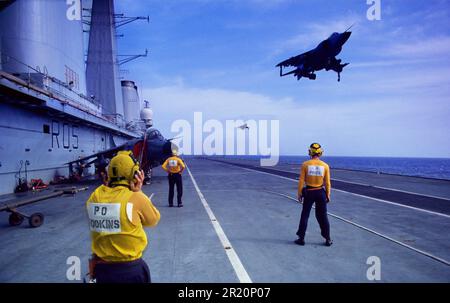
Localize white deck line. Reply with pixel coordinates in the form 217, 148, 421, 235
266, 190, 450, 267
235, 166, 450, 219
186, 165, 252, 283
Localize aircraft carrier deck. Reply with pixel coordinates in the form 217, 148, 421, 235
0, 157, 449, 283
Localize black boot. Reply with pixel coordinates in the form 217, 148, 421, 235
294, 238, 305, 246
325, 239, 333, 246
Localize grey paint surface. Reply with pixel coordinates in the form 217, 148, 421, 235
225, 158, 450, 199
0, 158, 449, 282
187, 158, 450, 282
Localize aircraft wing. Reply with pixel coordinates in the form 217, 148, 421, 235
65, 140, 140, 165
276, 50, 314, 68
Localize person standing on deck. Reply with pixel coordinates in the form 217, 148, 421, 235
295, 143, 333, 246
86, 151, 160, 283
162, 151, 186, 207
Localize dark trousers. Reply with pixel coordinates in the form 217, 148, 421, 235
168, 173, 183, 205
296, 189, 330, 240
94, 258, 151, 283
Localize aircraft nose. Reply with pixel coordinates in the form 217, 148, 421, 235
163, 141, 172, 154
341, 31, 351, 44
163, 140, 179, 156
171, 142, 179, 155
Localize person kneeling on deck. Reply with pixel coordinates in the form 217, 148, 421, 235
162, 151, 186, 207
295, 143, 332, 246
86, 151, 160, 283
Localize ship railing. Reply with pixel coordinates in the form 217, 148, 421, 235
0, 52, 130, 129
103, 113, 127, 128
0, 51, 101, 108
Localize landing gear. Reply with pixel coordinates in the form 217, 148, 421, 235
308, 73, 317, 80
144, 168, 153, 185
337, 72, 341, 82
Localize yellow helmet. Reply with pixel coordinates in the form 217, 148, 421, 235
308, 143, 323, 157
107, 151, 140, 186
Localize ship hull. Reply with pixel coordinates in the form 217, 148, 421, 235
0, 101, 133, 195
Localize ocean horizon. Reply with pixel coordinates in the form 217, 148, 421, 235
197, 155, 450, 181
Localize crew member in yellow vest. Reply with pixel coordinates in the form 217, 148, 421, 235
86, 151, 160, 283
162, 151, 186, 207
295, 143, 332, 246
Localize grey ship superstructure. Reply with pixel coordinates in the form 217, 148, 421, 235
0, 0, 150, 194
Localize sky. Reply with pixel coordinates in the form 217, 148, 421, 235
113, 0, 450, 158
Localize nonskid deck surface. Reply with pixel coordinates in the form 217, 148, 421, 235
0, 157, 449, 282
208, 158, 450, 213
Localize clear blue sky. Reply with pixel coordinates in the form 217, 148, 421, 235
114, 0, 450, 157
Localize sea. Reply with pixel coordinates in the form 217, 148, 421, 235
215, 156, 450, 181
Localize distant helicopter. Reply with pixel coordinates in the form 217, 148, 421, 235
276, 26, 352, 82
238, 123, 249, 130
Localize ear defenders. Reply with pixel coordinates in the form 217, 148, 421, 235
127, 151, 140, 180
108, 150, 141, 185
308, 143, 323, 157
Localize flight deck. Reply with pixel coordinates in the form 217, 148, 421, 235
0, 157, 449, 283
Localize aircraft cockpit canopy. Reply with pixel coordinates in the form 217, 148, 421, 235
146, 128, 163, 140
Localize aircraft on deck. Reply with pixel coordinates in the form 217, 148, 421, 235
1, 130, 177, 229
276, 27, 352, 82
67, 128, 178, 181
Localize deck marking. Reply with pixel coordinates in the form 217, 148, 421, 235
332, 188, 450, 219
186, 165, 252, 283
260, 166, 450, 201
332, 177, 450, 202
233, 165, 450, 219
264, 190, 450, 267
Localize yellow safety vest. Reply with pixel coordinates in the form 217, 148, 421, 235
162, 156, 186, 174
86, 185, 148, 262
298, 159, 331, 199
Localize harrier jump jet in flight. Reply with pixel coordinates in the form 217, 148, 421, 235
276, 28, 352, 82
